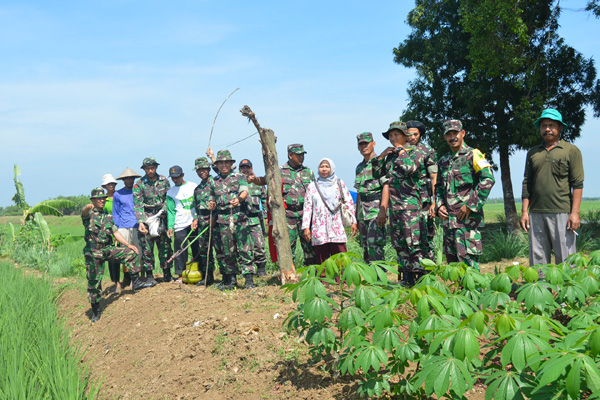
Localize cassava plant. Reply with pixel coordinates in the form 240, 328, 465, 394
283, 252, 600, 399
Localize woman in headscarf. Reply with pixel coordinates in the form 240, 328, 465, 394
302, 158, 357, 264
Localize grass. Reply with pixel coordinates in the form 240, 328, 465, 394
0, 260, 101, 399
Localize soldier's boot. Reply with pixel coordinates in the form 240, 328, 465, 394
216, 274, 230, 290
256, 263, 267, 277
196, 269, 215, 286
400, 270, 414, 287
162, 267, 175, 283
122, 272, 131, 288
222, 274, 239, 290
145, 271, 158, 287
91, 302, 101, 323
131, 273, 152, 291
244, 274, 256, 289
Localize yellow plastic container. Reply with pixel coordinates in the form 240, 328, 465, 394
182, 262, 202, 284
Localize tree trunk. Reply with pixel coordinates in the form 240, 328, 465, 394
240, 106, 297, 284
498, 143, 520, 232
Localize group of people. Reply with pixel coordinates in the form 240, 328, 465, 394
82, 107, 583, 322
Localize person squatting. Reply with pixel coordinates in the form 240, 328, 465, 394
85, 114, 543, 321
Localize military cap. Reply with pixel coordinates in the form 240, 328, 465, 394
193, 157, 211, 171
382, 121, 407, 140
116, 167, 141, 180
140, 157, 160, 168
215, 150, 235, 163
239, 159, 253, 167
533, 109, 568, 130
169, 165, 183, 178
442, 119, 463, 135
90, 187, 107, 199
356, 132, 374, 143
287, 144, 307, 154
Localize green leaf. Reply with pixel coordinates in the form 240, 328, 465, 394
565, 358, 581, 399
485, 370, 527, 400
589, 326, 600, 356
356, 345, 388, 373
303, 297, 332, 323
338, 306, 365, 332
414, 354, 472, 398
305, 325, 335, 346
495, 313, 518, 337
452, 327, 479, 361
522, 267, 539, 283
353, 285, 374, 312
490, 273, 512, 294
505, 264, 521, 281
499, 329, 550, 372
516, 282, 554, 312
417, 295, 430, 319
372, 327, 404, 352
479, 289, 511, 310
544, 266, 564, 286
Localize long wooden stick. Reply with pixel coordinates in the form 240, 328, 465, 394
208, 88, 240, 149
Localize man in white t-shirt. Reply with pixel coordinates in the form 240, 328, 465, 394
166, 165, 199, 282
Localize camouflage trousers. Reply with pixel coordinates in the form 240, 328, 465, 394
195, 218, 216, 275
287, 215, 315, 266
420, 206, 435, 261
358, 217, 386, 262
214, 222, 254, 276
137, 230, 173, 273
247, 223, 267, 268
389, 209, 424, 270
84, 245, 139, 304
443, 226, 482, 270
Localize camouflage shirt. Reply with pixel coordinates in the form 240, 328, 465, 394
354, 156, 388, 220
415, 142, 438, 208
435, 143, 495, 229
373, 146, 425, 211
245, 182, 267, 226
193, 177, 216, 222
82, 208, 118, 249
212, 172, 249, 224
280, 162, 314, 218
133, 174, 171, 224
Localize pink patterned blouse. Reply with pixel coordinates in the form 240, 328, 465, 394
301, 179, 357, 246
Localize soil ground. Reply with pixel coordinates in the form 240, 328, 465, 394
54, 264, 513, 400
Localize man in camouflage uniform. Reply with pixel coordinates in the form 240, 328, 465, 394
435, 119, 495, 270
354, 132, 389, 262
133, 157, 173, 285
373, 121, 426, 286
249, 144, 315, 266
191, 157, 217, 286
82, 188, 150, 322
406, 121, 438, 261
239, 159, 268, 277
211, 150, 255, 289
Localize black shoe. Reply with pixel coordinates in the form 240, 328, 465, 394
196, 270, 215, 286
229, 274, 238, 289
145, 272, 158, 287
216, 274, 230, 290
131, 273, 151, 290
400, 270, 414, 287
256, 264, 267, 277
91, 303, 101, 323
244, 274, 256, 289
163, 269, 174, 282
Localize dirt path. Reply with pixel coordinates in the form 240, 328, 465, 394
57, 270, 498, 400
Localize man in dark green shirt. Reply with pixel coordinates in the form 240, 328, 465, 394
521, 109, 584, 266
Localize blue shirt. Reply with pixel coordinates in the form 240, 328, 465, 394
113, 188, 139, 229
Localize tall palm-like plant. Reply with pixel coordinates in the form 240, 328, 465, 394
12, 164, 76, 223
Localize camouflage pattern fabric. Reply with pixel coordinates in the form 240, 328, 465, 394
214, 222, 254, 275
82, 208, 138, 304
280, 162, 315, 265
212, 172, 249, 224
138, 232, 173, 273
435, 143, 495, 230
193, 177, 217, 274
443, 226, 482, 269
354, 157, 387, 261
133, 174, 170, 223
389, 209, 423, 271
287, 215, 315, 266
415, 142, 438, 260
358, 218, 386, 262
245, 182, 267, 226
247, 223, 267, 268
212, 171, 254, 275
435, 143, 495, 268
374, 146, 424, 211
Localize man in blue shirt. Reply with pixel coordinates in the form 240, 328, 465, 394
113, 167, 145, 287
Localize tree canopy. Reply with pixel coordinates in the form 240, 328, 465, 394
394, 0, 600, 229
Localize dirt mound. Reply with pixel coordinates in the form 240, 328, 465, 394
58, 277, 362, 400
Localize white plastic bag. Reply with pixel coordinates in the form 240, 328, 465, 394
145, 210, 164, 237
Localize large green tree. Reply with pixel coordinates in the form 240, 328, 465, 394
394, 0, 600, 230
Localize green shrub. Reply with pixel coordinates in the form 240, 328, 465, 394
481, 229, 528, 262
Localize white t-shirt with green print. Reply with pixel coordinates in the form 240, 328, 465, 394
167, 181, 198, 231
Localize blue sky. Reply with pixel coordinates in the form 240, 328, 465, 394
1, 0, 599, 207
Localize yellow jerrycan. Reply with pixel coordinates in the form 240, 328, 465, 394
182, 261, 202, 284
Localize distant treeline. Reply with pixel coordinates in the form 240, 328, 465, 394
0, 195, 89, 216
486, 197, 600, 204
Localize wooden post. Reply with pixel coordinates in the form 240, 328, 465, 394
240, 106, 297, 284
